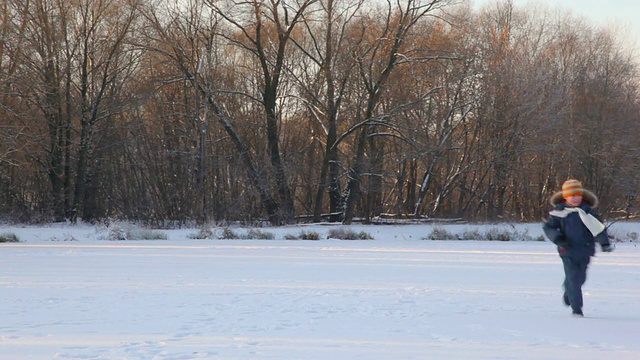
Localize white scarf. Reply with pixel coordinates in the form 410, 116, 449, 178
549, 207, 605, 237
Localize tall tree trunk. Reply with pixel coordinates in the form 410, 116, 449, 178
313, 110, 341, 222
43, 59, 65, 221
328, 156, 343, 221
63, 60, 73, 220
395, 159, 408, 217
195, 78, 209, 226
72, 115, 91, 222
264, 91, 294, 225
367, 131, 384, 220
344, 127, 367, 224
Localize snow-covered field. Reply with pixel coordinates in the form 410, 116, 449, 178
2, 222, 640, 359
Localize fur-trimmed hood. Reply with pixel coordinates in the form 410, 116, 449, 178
550, 189, 599, 208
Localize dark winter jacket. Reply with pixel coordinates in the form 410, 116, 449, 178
543, 190, 611, 258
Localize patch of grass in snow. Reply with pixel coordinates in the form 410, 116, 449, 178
99, 222, 167, 240
327, 228, 373, 240
284, 230, 321, 240
460, 229, 483, 240
220, 227, 239, 239
127, 229, 168, 240
483, 228, 515, 241
424, 227, 458, 240
0, 232, 20, 243
188, 227, 215, 239
219, 228, 275, 240
425, 226, 544, 241
243, 229, 275, 240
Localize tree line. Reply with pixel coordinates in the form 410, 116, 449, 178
1, 0, 638, 226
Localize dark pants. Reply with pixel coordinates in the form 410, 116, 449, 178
561, 255, 590, 312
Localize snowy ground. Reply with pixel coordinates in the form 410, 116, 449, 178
1, 222, 640, 359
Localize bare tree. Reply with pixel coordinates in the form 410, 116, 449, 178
3, 0, 77, 220
69, 0, 139, 222
341, 0, 449, 223
201, 0, 320, 224
287, 0, 366, 222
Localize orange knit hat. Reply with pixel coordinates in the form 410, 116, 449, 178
562, 179, 583, 199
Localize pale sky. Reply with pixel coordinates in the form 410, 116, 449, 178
474, 0, 640, 58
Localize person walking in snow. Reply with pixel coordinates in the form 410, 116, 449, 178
542, 179, 613, 317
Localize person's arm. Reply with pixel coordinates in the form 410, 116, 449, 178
543, 214, 566, 246
589, 207, 613, 252
595, 231, 613, 251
